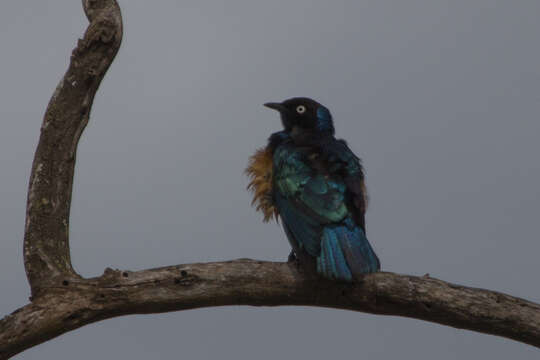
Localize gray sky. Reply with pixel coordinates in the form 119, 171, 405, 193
1, 0, 540, 358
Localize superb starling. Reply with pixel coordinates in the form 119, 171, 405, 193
246, 97, 380, 282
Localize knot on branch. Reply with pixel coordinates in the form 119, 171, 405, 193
174, 269, 199, 287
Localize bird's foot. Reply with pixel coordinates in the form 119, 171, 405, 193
287, 251, 299, 265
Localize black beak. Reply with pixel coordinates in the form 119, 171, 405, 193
264, 102, 287, 113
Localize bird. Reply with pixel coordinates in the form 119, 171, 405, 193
246, 97, 380, 282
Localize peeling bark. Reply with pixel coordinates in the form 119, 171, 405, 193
1, 0, 539, 359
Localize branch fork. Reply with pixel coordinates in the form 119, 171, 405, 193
1, 1, 539, 358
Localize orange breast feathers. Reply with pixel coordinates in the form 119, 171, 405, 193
245, 147, 278, 222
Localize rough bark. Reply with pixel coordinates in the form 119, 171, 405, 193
1, 0, 539, 359
24, 0, 123, 296
2, 261, 540, 358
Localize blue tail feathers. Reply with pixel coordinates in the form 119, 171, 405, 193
317, 219, 380, 282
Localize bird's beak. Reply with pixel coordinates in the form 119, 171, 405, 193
264, 102, 287, 113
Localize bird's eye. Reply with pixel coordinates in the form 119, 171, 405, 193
296, 105, 306, 114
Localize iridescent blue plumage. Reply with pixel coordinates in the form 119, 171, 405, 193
247, 97, 380, 282
272, 136, 379, 281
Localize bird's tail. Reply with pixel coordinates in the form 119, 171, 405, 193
317, 219, 380, 282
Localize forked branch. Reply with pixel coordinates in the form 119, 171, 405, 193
0, 1, 539, 359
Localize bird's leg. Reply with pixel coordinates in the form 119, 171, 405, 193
287, 250, 298, 264
288, 250, 319, 279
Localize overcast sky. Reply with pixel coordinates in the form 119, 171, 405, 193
1, 0, 540, 359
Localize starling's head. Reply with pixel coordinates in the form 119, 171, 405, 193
264, 97, 334, 135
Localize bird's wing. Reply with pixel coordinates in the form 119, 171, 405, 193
273, 144, 350, 258
322, 139, 368, 231
319, 140, 380, 276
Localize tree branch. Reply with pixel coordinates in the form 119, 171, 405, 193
23, 0, 122, 296
2, 260, 540, 358
2, 0, 539, 359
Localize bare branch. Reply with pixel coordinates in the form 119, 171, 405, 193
1, 261, 540, 358
23, 0, 122, 295
2, 1, 539, 359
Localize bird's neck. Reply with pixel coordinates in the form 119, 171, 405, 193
267, 131, 291, 152
291, 128, 334, 147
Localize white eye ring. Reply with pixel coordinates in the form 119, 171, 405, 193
296, 105, 306, 114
